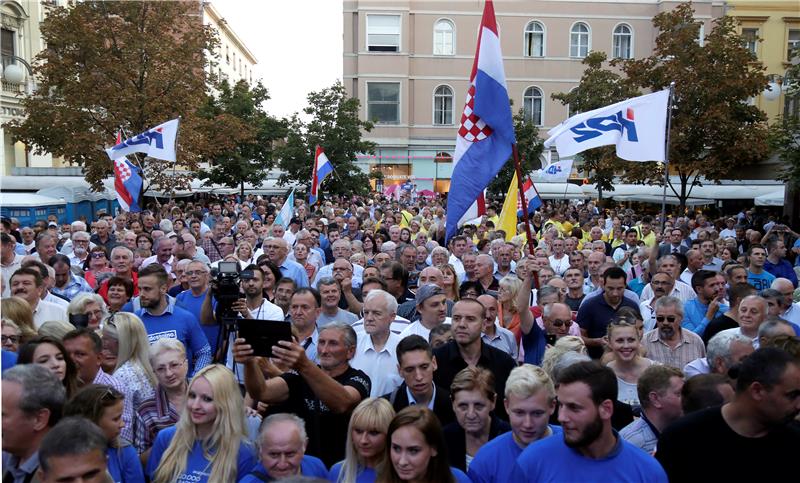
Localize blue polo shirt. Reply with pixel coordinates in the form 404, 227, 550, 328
146, 426, 255, 482
175, 288, 219, 354
126, 298, 211, 376
576, 293, 640, 359
468, 426, 562, 483
511, 430, 667, 483
240, 457, 328, 483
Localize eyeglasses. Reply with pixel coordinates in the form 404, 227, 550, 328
185, 271, 206, 277
155, 359, 187, 374
656, 315, 678, 323
1, 335, 20, 344
73, 239, 89, 244
91, 252, 106, 259
550, 319, 573, 327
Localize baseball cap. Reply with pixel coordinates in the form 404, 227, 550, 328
415, 284, 444, 307
48, 221, 58, 228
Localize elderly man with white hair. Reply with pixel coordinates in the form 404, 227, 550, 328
351, 289, 402, 397
313, 239, 363, 289
58, 221, 92, 256
771, 278, 800, 326
263, 236, 309, 288
683, 330, 754, 378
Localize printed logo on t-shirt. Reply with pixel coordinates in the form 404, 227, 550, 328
148, 330, 178, 344
177, 470, 210, 482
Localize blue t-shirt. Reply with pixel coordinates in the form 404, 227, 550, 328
146, 426, 256, 482
1, 350, 17, 373
133, 304, 211, 376
747, 269, 777, 292
240, 457, 328, 482
107, 445, 145, 483
511, 431, 667, 483
176, 289, 219, 354
467, 426, 562, 483
328, 462, 377, 483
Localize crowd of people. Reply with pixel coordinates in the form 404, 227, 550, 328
1, 192, 799, 482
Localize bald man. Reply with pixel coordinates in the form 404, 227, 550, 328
771, 278, 800, 327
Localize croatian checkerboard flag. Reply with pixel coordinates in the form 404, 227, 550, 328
517, 177, 542, 217
309, 146, 333, 206
112, 132, 143, 213
106, 118, 179, 162
446, 0, 515, 241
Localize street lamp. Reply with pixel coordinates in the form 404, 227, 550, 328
1, 55, 35, 94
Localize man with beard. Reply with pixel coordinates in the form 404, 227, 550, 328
657, 348, 800, 481
643, 296, 706, 369
512, 361, 667, 482
132, 264, 211, 376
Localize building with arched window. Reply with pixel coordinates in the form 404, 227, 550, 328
343, 0, 724, 193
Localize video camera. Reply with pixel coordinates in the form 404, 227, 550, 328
209, 261, 255, 364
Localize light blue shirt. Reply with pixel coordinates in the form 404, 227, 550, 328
683, 299, 728, 336
278, 257, 310, 288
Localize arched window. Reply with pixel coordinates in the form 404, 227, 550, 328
570, 22, 590, 58
433, 85, 454, 125
524, 21, 544, 57
613, 24, 633, 59
523, 87, 543, 126
435, 152, 452, 163
434, 19, 455, 55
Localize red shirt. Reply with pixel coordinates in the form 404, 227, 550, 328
97, 271, 139, 303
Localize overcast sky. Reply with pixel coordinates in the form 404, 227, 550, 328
215, 0, 344, 119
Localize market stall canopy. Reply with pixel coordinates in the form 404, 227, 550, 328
754, 188, 785, 207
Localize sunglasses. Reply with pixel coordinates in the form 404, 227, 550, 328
656, 315, 678, 323
551, 319, 573, 327
91, 252, 107, 259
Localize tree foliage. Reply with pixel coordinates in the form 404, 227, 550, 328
614, 3, 770, 211
198, 80, 285, 195
551, 51, 642, 194
771, 49, 800, 185
275, 81, 376, 198
487, 108, 544, 197
5, 1, 242, 192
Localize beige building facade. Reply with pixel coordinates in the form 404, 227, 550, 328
343, 0, 725, 192
204, 1, 257, 86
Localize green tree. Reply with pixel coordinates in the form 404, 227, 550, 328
771, 49, 800, 184
487, 108, 544, 197
276, 82, 376, 199
4, 1, 239, 192
198, 80, 286, 195
551, 51, 641, 195
615, 2, 770, 211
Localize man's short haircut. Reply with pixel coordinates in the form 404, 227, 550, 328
637, 365, 684, 409
747, 243, 766, 256
38, 417, 108, 474
364, 289, 398, 314
35, 233, 56, 248
47, 254, 71, 268
760, 289, 786, 308
110, 245, 133, 260
454, 297, 487, 320
276, 277, 298, 289
691, 270, 718, 291
734, 347, 798, 394
602, 266, 627, 283
361, 276, 388, 291
396, 334, 433, 364
138, 263, 169, 286
758, 318, 794, 340
728, 282, 756, 306
537, 285, 561, 302
317, 276, 341, 291
22, 260, 49, 281
1, 232, 15, 245
654, 296, 684, 316
320, 321, 357, 349
381, 260, 409, 288
707, 331, 752, 370
625, 228, 638, 237
258, 413, 307, 448
505, 364, 556, 403
556, 360, 617, 406
428, 323, 452, 344
2, 364, 65, 427
62, 327, 103, 354
10, 267, 43, 287
681, 374, 732, 414
292, 287, 321, 307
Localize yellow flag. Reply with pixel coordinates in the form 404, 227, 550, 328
498, 172, 519, 241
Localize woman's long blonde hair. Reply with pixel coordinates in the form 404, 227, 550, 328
338, 398, 395, 483
109, 312, 157, 387
152, 364, 249, 483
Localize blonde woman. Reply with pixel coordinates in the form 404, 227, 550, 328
330, 398, 395, 483
605, 317, 658, 410
540, 336, 587, 380
147, 364, 256, 482
236, 241, 257, 267
497, 275, 524, 343
1, 296, 37, 341
108, 312, 158, 444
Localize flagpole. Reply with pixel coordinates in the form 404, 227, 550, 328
661, 82, 675, 233
513, 144, 540, 290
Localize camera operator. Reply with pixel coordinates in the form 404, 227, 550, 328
201, 264, 283, 382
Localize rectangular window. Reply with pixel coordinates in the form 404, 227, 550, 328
367, 15, 400, 52
789, 29, 800, 60
742, 28, 758, 55
367, 82, 400, 124
1, 28, 15, 69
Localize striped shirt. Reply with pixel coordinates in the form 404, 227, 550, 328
132, 385, 180, 454
643, 329, 706, 370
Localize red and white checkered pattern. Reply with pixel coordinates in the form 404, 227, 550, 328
458, 84, 493, 142
115, 159, 132, 183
